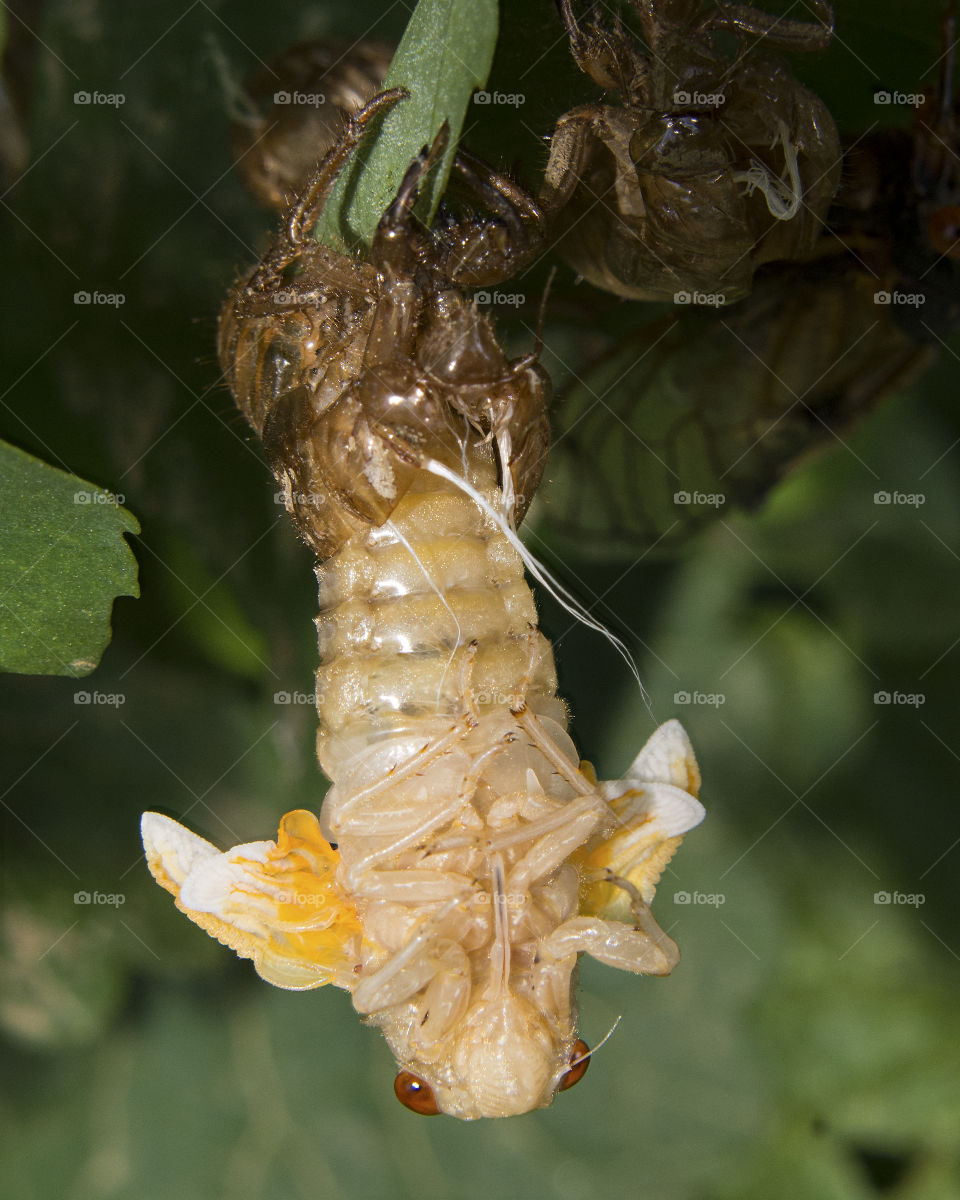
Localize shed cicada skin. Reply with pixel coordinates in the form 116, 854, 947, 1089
541, 0, 841, 303
229, 37, 393, 212
544, 11, 960, 558
143, 91, 705, 1120
218, 90, 546, 560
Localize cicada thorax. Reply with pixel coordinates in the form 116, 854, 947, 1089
543, 0, 840, 302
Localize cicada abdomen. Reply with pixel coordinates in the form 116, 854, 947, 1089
142, 94, 704, 1119
541, 0, 840, 302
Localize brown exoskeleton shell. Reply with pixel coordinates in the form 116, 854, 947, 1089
231, 38, 394, 212
542, 0, 841, 303
543, 9, 960, 557
218, 91, 550, 560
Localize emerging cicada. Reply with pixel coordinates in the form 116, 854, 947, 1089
541, 0, 841, 302
141, 92, 704, 1120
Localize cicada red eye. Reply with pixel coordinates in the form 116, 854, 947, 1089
928, 206, 960, 257
394, 1070, 440, 1115
558, 1038, 591, 1092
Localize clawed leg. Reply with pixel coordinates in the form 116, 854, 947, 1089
558, 0, 647, 93
541, 108, 597, 215
541, 870, 679, 976
356, 124, 450, 370
699, 0, 834, 50
241, 90, 410, 303
288, 86, 409, 243
541, 912, 678, 975
369, 122, 449, 275
434, 150, 543, 286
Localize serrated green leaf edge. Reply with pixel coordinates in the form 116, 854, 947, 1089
0, 440, 140, 678
313, 0, 499, 253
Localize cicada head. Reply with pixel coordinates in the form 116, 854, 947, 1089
384, 987, 584, 1120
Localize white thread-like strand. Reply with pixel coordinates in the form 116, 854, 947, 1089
422, 457, 647, 696
731, 120, 802, 222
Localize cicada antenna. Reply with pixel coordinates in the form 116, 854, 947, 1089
533, 265, 556, 363
569, 1016, 623, 1070
510, 265, 556, 376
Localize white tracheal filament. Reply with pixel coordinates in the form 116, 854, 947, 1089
731, 119, 802, 221
141, 441, 705, 1120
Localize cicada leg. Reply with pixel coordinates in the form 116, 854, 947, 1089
288, 86, 410, 243
433, 149, 543, 287
539, 907, 679, 976
558, 0, 648, 93
244, 88, 409, 296
540, 870, 681, 977
698, 0, 834, 50
514, 706, 597, 798
541, 107, 597, 215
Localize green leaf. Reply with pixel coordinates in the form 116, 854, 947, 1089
0, 441, 139, 678
313, 0, 498, 253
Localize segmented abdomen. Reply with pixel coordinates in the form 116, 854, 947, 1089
314, 449, 558, 778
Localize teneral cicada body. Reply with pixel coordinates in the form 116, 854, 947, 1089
143, 92, 705, 1119
541, 0, 840, 302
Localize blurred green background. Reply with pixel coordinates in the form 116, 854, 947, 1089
1, 1, 959, 1197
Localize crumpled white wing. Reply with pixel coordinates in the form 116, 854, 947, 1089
140, 809, 362, 991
